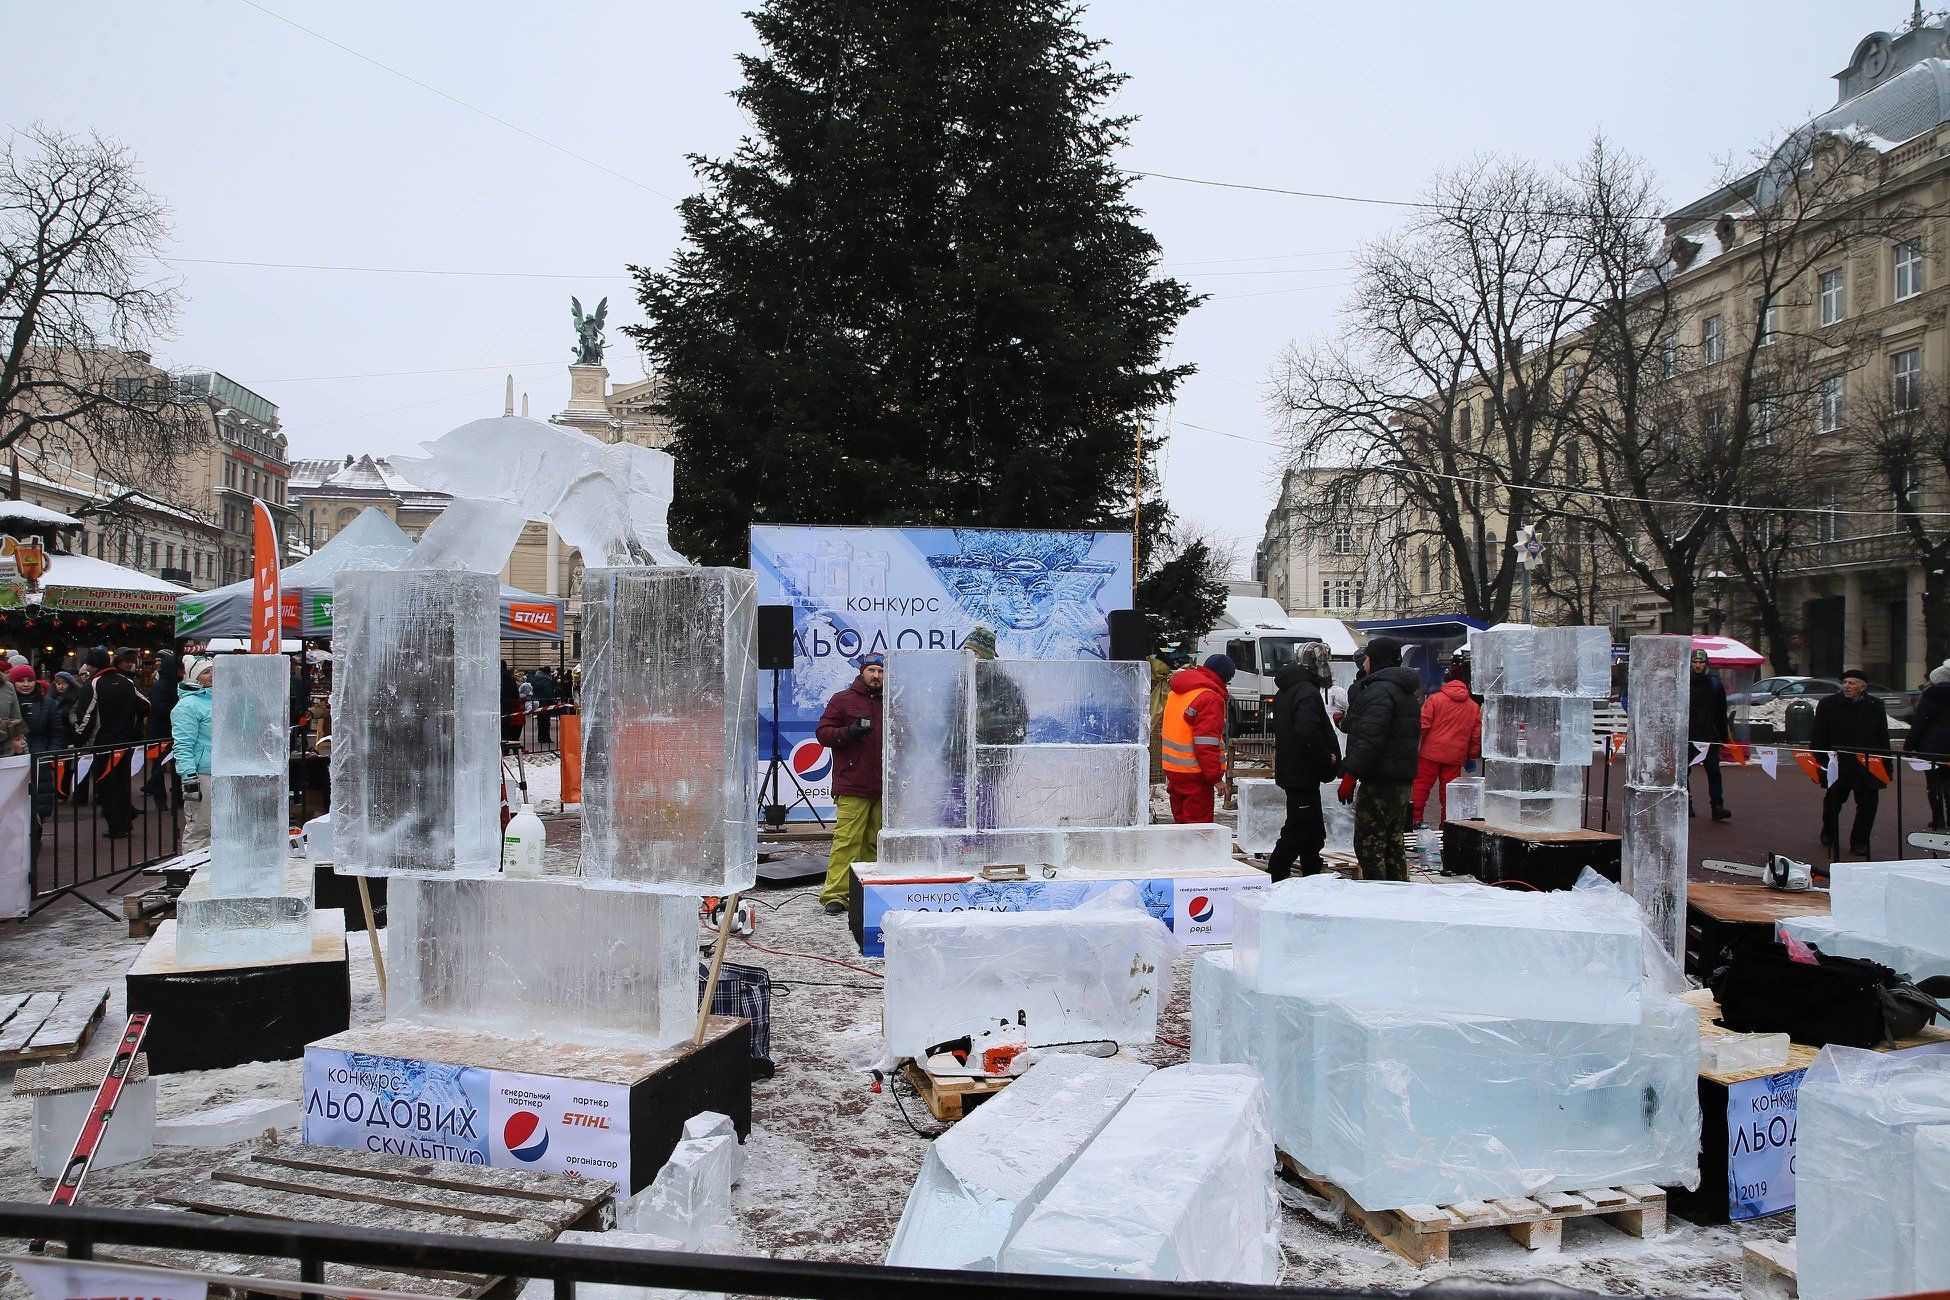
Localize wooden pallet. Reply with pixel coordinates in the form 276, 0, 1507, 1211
1741, 1239, 1798, 1299
901, 1060, 1012, 1121
122, 888, 177, 937
116, 1141, 617, 1297
0, 985, 109, 1065
1278, 1153, 1666, 1267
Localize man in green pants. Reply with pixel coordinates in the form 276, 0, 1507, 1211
816, 652, 885, 914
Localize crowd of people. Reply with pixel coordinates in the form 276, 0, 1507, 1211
500, 662, 572, 747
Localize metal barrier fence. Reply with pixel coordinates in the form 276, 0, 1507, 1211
27, 740, 181, 918
508, 702, 575, 757
0, 1201, 1559, 1300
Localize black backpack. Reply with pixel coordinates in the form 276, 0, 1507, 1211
1710, 937, 1946, 1048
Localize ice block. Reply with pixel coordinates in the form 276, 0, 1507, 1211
974, 744, 1145, 828
1232, 875, 1643, 1022
1882, 866, 1950, 955
173, 860, 315, 966
880, 891, 1174, 1056
1481, 695, 1595, 763
1699, 1032, 1790, 1075
874, 823, 1236, 874
388, 876, 697, 1047
1474, 625, 1611, 697
1797, 1045, 1950, 1300
1621, 635, 1690, 961
1622, 635, 1690, 789
975, 659, 1146, 746
619, 1133, 740, 1248
875, 828, 1066, 872
884, 650, 975, 830
208, 654, 291, 895
1446, 776, 1484, 822
885, 1055, 1153, 1270
1828, 860, 1950, 934
1235, 778, 1284, 855
1481, 790, 1583, 833
999, 1064, 1278, 1283
1915, 1126, 1950, 1290
330, 569, 500, 878
1322, 781, 1354, 851
579, 566, 757, 894
1482, 757, 1583, 796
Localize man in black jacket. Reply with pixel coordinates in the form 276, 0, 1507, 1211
1812, 669, 1891, 856
1340, 637, 1421, 881
82, 647, 149, 839
1267, 644, 1340, 881
1688, 648, 1733, 822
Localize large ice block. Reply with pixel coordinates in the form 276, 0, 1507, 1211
1235, 778, 1284, 855
1915, 1126, 1950, 1290
1480, 790, 1583, 833
1828, 860, 1950, 933
330, 569, 500, 878
1797, 1045, 1950, 1300
1622, 635, 1690, 789
975, 659, 1146, 746
1474, 626, 1611, 697
1446, 776, 1484, 822
579, 567, 757, 894
1481, 695, 1595, 763
388, 876, 696, 1047
885, 1055, 1153, 1270
1481, 757, 1583, 796
1232, 875, 1643, 1022
209, 654, 291, 895
1881, 866, 1950, 954
881, 890, 1173, 1056
884, 650, 975, 830
876, 828, 1067, 871
999, 1064, 1278, 1283
1622, 635, 1690, 960
174, 859, 315, 966
974, 744, 1145, 829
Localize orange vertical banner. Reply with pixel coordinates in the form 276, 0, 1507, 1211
250, 498, 281, 655
559, 713, 582, 805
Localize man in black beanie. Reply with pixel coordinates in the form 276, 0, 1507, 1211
1339, 636, 1421, 880
1812, 668, 1891, 856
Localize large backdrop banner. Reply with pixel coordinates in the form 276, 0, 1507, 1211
749, 525, 1135, 821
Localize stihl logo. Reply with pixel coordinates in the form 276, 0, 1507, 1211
561, 1112, 610, 1129
509, 603, 559, 633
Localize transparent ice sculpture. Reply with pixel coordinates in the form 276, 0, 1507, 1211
883, 650, 974, 831
974, 660, 1146, 745
1476, 627, 1609, 836
579, 567, 757, 894
400, 498, 530, 575
974, 744, 1146, 829
1475, 626, 1610, 697
1621, 634, 1690, 960
1446, 775, 1484, 822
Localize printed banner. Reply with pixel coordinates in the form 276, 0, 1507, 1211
1725, 1068, 1804, 1221
854, 871, 1264, 956
302, 1048, 629, 1188
750, 525, 1134, 821
11, 1257, 207, 1300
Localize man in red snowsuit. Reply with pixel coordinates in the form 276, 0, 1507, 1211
1414, 662, 1481, 825
1161, 655, 1232, 823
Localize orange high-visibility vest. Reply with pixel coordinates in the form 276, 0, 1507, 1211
1160, 686, 1220, 774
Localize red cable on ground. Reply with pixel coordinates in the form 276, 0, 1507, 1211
1157, 1034, 1189, 1050
1489, 878, 1543, 891
735, 934, 884, 979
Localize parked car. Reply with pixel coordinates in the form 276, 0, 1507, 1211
1727, 676, 1836, 709
1734, 675, 1915, 737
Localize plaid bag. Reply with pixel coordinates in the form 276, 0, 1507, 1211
698, 959, 774, 1079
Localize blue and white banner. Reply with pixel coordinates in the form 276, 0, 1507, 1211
1725, 1068, 1803, 1221
854, 871, 1264, 956
750, 525, 1134, 820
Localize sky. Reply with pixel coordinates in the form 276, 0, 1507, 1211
6, 0, 1899, 574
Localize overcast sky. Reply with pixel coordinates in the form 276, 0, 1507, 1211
8, 1, 1898, 572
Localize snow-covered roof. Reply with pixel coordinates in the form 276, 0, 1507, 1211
0, 501, 81, 528
41, 553, 192, 594
290, 454, 450, 507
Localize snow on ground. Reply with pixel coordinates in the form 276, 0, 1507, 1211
0, 808, 1789, 1296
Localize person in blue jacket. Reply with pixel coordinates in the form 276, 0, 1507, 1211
172, 657, 215, 852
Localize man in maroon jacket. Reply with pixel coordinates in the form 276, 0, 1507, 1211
816, 652, 885, 913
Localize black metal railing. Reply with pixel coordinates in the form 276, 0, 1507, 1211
27, 739, 182, 918
0, 1201, 1579, 1300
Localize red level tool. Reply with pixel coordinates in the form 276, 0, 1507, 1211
49, 1014, 149, 1210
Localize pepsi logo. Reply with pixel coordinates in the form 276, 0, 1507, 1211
1186, 895, 1215, 924
503, 1111, 550, 1162
790, 738, 832, 783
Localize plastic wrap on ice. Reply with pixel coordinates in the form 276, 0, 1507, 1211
331, 569, 500, 878
886, 1055, 1153, 1271
881, 886, 1175, 1056
883, 650, 974, 830
999, 1064, 1278, 1283
389, 877, 696, 1047
579, 567, 757, 893
1797, 1045, 1950, 1299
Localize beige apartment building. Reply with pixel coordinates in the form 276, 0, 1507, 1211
1261, 14, 1950, 684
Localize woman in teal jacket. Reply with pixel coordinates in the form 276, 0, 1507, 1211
172, 657, 214, 852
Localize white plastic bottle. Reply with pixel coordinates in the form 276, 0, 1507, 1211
502, 804, 546, 878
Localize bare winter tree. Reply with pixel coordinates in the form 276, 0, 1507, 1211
0, 126, 203, 494
1272, 156, 1594, 624
1860, 378, 1950, 667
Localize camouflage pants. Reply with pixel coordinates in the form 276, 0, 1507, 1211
1353, 782, 1412, 882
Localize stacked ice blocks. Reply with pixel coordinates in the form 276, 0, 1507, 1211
1472, 626, 1609, 835
881, 890, 1174, 1056
886, 1055, 1154, 1271
1620, 635, 1691, 959
1195, 875, 1699, 1208
1779, 860, 1950, 996
579, 567, 757, 893
176, 655, 313, 965
1797, 1045, 1950, 1299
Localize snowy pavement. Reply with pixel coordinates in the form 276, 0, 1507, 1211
0, 815, 1789, 1296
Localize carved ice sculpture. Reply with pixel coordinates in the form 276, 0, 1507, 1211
1473, 626, 1610, 833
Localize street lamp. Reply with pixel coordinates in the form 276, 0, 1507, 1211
1706, 569, 1730, 635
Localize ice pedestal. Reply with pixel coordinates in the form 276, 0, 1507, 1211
974, 744, 1145, 829
330, 569, 500, 878
881, 891, 1174, 1056
1621, 634, 1691, 960
388, 877, 696, 1048
1235, 778, 1284, 855
1623, 636, 1690, 789
174, 860, 315, 966
998, 1064, 1278, 1283
1231, 876, 1643, 1023
884, 650, 974, 830
1797, 1045, 1950, 1299
886, 1055, 1153, 1271
579, 567, 757, 894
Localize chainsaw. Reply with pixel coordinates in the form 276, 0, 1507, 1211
1701, 855, 1814, 892
921, 1013, 1118, 1079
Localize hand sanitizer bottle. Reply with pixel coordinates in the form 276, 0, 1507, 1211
502, 803, 546, 877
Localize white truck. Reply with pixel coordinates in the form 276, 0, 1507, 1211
1195, 596, 1361, 734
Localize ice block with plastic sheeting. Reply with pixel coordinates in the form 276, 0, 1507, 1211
884, 650, 975, 831
579, 566, 757, 894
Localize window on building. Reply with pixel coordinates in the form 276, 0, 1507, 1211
1756, 299, 1780, 347
147, 540, 157, 569
1660, 334, 1678, 379
1703, 407, 1723, 448
1893, 347, 1923, 412
1819, 375, 1844, 432
1331, 578, 1353, 610
1749, 399, 1778, 447
1330, 523, 1353, 556
1702, 314, 1723, 364
1815, 487, 1842, 543
1353, 579, 1365, 610
1320, 581, 1330, 610
1459, 404, 1471, 437
1418, 544, 1431, 591
1755, 516, 1772, 551
1439, 549, 1452, 590
1819, 269, 1846, 325
1895, 464, 1919, 515
1895, 241, 1924, 301
164, 544, 174, 570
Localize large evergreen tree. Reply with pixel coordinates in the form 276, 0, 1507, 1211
629, 1, 1198, 565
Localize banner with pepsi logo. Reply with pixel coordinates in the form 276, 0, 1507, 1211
750, 525, 1134, 821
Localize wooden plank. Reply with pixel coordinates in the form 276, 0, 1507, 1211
26, 985, 108, 1052
1505, 1218, 1563, 1253
1490, 1196, 1544, 1220
1448, 1199, 1494, 1220
212, 1166, 591, 1233
250, 1142, 614, 1207
0, 991, 31, 1030
1605, 1200, 1666, 1240
1537, 1191, 1585, 1212
90, 1243, 480, 1299
0, 992, 61, 1053
156, 1180, 560, 1244
1622, 1183, 1667, 1200
1582, 1187, 1630, 1207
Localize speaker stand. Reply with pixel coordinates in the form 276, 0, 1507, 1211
759, 668, 826, 830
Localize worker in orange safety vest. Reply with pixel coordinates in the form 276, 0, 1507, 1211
1160, 654, 1233, 823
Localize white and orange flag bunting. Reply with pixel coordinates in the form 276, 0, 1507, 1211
250, 498, 280, 655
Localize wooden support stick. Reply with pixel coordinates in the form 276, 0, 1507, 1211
355, 877, 386, 1005
695, 892, 740, 1046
